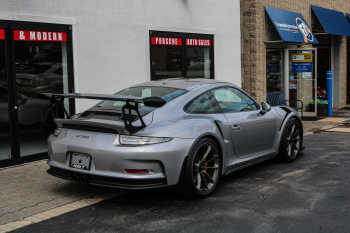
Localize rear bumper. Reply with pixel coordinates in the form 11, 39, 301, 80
48, 130, 196, 186
48, 166, 168, 189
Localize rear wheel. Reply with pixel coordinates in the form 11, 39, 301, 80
173, 137, 221, 199
276, 118, 302, 162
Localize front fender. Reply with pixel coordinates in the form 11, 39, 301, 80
274, 111, 303, 151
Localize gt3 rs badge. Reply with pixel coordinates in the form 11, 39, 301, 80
76, 135, 90, 139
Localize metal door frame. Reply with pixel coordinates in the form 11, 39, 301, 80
287, 47, 317, 117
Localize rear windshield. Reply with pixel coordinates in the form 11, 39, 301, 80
98, 87, 187, 109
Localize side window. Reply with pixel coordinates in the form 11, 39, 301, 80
211, 87, 258, 113
184, 92, 221, 114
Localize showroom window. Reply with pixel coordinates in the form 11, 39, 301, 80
150, 31, 214, 80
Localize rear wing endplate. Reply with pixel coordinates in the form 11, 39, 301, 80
37, 92, 166, 135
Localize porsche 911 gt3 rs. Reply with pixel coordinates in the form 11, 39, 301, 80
43, 78, 304, 198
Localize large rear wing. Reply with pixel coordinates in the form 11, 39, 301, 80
37, 92, 166, 134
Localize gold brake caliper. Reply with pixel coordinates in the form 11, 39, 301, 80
200, 159, 207, 181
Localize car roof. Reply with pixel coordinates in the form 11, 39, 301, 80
132, 78, 231, 90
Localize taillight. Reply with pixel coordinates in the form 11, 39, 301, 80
125, 169, 149, 174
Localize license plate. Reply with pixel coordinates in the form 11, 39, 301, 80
69, 152, 91, 170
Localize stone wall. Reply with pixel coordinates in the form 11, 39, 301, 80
340, 37, 347, 107
241, 0, 348, 108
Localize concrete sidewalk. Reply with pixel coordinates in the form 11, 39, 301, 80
302, 106, 350, 135
0, 162, 126, 232
0, 106, 349, 232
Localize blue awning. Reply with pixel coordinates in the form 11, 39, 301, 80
346, 13, 350, 22
264, 7, 318, 44
311, 5, 350, 37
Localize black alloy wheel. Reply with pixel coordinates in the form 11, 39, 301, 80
173, 137, 221, 199
192, 141, 220, 192
277, 118, 302, 162
286, 122, 301, 159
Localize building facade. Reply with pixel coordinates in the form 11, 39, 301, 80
2, 0, 349, 168
240, 0, 350, 116
0, 0, 241, 167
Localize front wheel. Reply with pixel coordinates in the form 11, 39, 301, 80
172, 137, 221, 199
276, 118, 302, 162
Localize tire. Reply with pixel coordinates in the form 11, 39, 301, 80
172, 137, 221, 199
276, 118, 302, 162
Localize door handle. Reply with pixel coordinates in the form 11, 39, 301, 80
13, 106, 17, 117
231, 124, 241, 131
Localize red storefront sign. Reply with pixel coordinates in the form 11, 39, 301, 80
186, 38, 211, 46
13, 30, 67, 41
151, 37, 182, 45
0, 29, 4, 40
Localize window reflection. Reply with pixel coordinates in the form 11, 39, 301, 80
184, 92, 221, 113
186, 46, 211, 79
151, 44, 182, 80
14, 40, 69, 158
211, 87, 258, 113
266, 51, 282, 93
0, 38, 11, 161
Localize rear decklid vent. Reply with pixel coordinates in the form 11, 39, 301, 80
62, 123, 119, 134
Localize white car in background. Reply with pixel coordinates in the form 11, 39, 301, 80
188, 59, 211, 67
16, 63, 64, 98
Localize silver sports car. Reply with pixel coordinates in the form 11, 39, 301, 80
44, 78, 304, 198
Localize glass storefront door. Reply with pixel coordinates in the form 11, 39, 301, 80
13, 29, 70, 158
0, 22, 73, 168
266, 49, 284, 94
0, 26, 12, 164
288, 48, 317, 116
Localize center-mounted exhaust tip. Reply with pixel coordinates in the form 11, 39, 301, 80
72, 174, 79, 183
80, 175, 88, 184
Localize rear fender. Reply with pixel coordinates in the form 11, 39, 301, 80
137, 117, 229, 176
173, 132, 227, 185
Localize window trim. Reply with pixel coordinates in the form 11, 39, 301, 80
149, 30, 214, 80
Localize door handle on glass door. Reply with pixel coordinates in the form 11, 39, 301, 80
231, 124, 241, 131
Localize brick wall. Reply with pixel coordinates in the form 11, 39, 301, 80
241, 0, 349, 107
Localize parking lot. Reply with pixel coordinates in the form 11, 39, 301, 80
0, 127, 348, 232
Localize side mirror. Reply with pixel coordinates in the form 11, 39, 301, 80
260, 102, 271, 114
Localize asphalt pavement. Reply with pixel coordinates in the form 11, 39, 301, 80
11, 131, 350, 233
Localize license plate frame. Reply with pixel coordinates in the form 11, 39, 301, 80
69, 152, 92, 170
